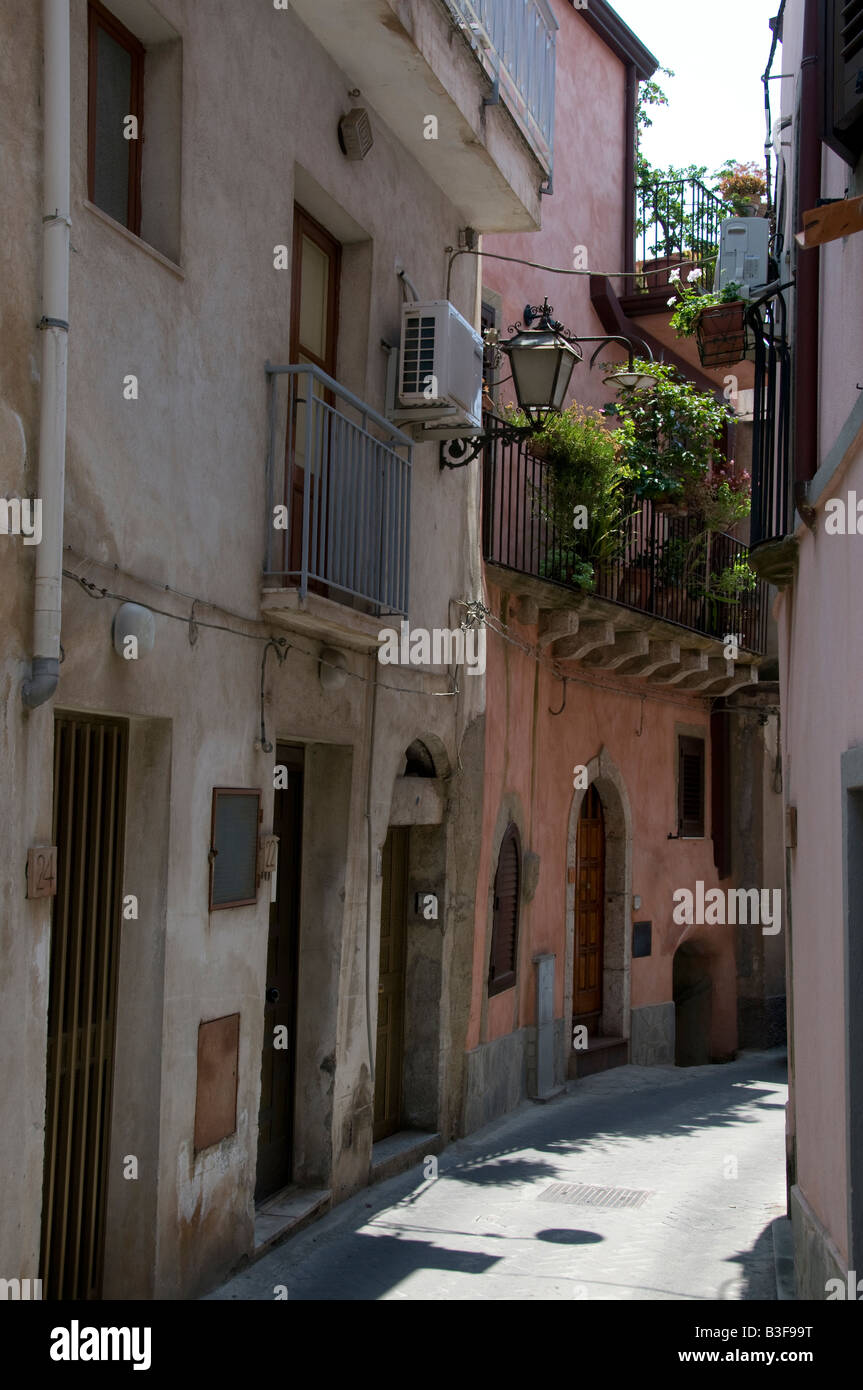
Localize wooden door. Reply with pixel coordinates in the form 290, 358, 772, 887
41, 713, 128, 1300
286, 206, 340, 592
573, 784, 605, 1031
374, 827, 409, 1142
255, 745, 303, 1201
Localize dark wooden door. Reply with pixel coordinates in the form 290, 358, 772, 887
574, 784, 605, 1031
374, 827, 409, 1142
41, 713, 128, 1300
255, 745, 303, 1201
286, 205, 340, 593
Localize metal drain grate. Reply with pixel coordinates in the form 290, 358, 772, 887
538, 1182, 652, 1209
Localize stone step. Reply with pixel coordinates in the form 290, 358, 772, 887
568, 1035, 629, 1080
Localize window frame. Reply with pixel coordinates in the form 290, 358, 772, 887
208, 787, 262, 911
87, 0, 145, 236
488, 822, 521, 997
678, 735, 706, 839
823, 0, 863, 167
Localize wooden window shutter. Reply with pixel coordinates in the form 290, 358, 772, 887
824, 0, 863, 165
489, 824, 520, 996
710, 712, 731, 878
678, 737, 705, 839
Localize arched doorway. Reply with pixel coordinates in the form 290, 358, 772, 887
673, 942, 713, 1066
573, 785, 605, 1036
564, 748, 633, 1079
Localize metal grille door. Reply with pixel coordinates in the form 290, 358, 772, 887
41, 714, 129, 1300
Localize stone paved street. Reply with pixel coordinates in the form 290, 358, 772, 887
210, 1049, 788, 1302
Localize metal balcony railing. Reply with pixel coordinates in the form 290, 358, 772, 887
444, 0, 557, 174
748, 291, 792, 550
264, 364, 412, 616
635, 178, 729, 288
483, 428, 768, 655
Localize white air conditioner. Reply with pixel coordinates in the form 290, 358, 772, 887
395, 300, 483, 432
714, 218, 770, 299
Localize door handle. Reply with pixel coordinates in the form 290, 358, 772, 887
266, 986, 280, 1004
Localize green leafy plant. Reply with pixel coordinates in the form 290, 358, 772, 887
667, 277, 745, 339
614, 362, 734, 501
509, 404, 632, 588
714, 160, 767, 216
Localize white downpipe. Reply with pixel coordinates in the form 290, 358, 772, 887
23, 0, 70, 709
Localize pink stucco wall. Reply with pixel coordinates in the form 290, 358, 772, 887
482, 1, 631, 416
467, 584, 740, 1056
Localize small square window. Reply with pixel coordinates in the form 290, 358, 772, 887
209, 789, 261, 910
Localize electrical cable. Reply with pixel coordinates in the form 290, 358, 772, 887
445, 247, 648, 301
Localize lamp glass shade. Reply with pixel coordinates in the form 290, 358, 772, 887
602, 369, 658, 394
503, 331, 579, 419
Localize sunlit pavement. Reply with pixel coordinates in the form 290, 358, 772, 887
209, 1049, 788, 1302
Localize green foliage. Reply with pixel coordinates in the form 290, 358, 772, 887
712, 555, 757, 601
614, 362, 734, 500
515, 405, 631, 587
714, 160, 767, 215
668, 279, 744, 339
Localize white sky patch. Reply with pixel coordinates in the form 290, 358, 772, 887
611, 0, 781, 174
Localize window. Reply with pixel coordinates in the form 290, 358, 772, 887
489, 823, 521, 995
88, 1, 144, 234
678, 736, 705, 839
209, 789, 261, 910
824, 0, 863, 166
86, 0, 182, 262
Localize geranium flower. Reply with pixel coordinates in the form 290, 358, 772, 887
687, 268, 703, 283
668, 268, 681, 283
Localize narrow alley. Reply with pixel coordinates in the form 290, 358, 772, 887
210, 1051, 788, 1302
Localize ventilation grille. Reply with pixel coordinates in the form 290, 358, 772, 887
401, 313, 437, 398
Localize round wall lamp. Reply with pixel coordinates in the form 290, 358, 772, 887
319, 646, 348, 691
112, 602, 155, 658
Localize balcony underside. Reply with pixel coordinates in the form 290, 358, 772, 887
489, 563, 761, 696
290, 0, 546, 231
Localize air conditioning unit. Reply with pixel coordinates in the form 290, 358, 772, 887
395, 300, 483, 433
714, 218, 770, 299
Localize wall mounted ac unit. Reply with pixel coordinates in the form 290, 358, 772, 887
714, 218, 770, 299
394, 300, 483, 433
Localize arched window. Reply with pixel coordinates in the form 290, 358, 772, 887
489, 823, 521, 996
403, 739, 436, 778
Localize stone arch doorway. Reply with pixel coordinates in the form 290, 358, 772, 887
565, 748, 632, 1075
673, 940, 715, 1066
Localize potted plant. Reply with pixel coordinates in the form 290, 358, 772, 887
519, 404, 632, 591
714, 160, 768, 219
666, 270, 747, 367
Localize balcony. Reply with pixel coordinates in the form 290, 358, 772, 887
747, 292, 796, 586
289, 0, 555, 231
443, 0, 556, 175
622, 177, 729, 318
263, 364, 412, 646
483, 429, 767, 691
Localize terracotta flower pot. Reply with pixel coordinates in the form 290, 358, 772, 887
696, 300, 746, 368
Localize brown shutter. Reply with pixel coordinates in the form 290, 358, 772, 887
489, 824, 520, 996
824, 0, 863, 165
710, 712, 731, 878
678, 736, 705, 839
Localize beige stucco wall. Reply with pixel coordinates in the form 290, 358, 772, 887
0, 0, 546, 1297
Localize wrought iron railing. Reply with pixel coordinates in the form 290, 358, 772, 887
264, 364, 412, 616
444, 0, 557, 174
748, 290, 792, 549
483, 428, 768, 655
635, 177, 729, 287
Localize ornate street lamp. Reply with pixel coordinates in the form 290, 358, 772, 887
500, 298, 583, 428
440, 300, 656, 467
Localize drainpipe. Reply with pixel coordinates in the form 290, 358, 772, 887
22, 0, 70, 709
793, 0, 821, 497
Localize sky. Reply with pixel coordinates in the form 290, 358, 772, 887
609, 0, 781, 178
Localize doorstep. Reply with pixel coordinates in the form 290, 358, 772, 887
253, 1186, 331, 1257
568, 1035, 629, 1080
370, 1130, 442, 1185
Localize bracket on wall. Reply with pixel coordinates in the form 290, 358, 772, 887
440, 417, 532, 469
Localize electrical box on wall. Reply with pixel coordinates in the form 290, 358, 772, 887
390, 300, 483, 437
714, 218, 770, 299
